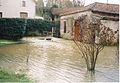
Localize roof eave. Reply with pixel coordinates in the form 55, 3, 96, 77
91, 10, 119, 15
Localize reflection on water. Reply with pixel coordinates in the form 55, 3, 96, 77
0, 37, 119, 82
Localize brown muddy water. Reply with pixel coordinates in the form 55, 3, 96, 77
0, 37, 119, 82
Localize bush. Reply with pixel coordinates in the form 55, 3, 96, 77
0, 18, 25, 40
0, 18, 60, 40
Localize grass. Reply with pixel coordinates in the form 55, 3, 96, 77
0, 69, 31, 82
0, 39, 31, 82
0, 39, 17, 46
0, 39, 25, 47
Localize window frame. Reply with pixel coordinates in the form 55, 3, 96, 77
20, 12, 28, 18
22, 1, 26, 7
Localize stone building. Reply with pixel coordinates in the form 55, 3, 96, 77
54, 2, 119, 40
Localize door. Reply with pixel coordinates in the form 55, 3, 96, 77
74, 20, 81, 41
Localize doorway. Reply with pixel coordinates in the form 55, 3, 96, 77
74, 20, 81, 41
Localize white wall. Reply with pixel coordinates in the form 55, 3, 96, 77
0, 0, 35, 18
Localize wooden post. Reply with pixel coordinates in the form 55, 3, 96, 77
52, 27, 54, 37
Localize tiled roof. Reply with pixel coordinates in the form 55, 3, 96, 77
52, 7, 80, 15
52, 2, 119, 16
88, 2, 119, 14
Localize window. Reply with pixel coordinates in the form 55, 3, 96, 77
0, 12, 2, 18
22, 1, 26, 7
20, 12, 28, 18
64, 21, 66, 33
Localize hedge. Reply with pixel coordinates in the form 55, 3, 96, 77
0, 18, 25, 40
0, 18, 60, 40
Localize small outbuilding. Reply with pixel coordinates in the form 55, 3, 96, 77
57, 2, 119, 42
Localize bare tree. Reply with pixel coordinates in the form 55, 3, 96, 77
73, 17, 118, 71
74, 21, 104, 71
36, 0, 44, 16
64, 0, 73, 8
45, 0, 85, 8
72, 0, 85, 7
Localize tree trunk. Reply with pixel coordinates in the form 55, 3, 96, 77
85, 56, 95, 71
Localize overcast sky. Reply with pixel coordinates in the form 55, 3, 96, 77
85, 0, 120, 5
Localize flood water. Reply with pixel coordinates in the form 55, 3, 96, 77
0, 37, 119, 82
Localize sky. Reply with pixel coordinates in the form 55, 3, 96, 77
85, 0, 120, 5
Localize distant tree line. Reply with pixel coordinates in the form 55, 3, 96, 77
36, 0, 85, 21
